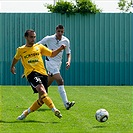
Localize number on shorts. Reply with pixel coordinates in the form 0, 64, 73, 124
34, 77, 41, 82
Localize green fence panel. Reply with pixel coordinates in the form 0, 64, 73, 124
0, 13, 132, 85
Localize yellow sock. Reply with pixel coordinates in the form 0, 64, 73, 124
24, 100, 43, 116
30, 100, 43, 112
41, 94, 55, 109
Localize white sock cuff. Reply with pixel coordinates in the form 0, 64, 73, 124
52, 108, 57, 112
58, 85, 65, 92
58, 85, 64, 88
28, 108, 31, 113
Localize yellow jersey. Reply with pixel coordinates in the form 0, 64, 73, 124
14, 43, 52, 77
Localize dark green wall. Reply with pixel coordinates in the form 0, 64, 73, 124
0, 13, 132, 85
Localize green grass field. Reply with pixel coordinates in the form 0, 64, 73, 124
0, 86, 132, 133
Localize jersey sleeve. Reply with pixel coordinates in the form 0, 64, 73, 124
39, 44, 52, 57
65, 39, 71, 54
14, 47, 21, 60
37, 36, 49, 45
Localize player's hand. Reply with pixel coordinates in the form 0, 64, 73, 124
66, 61, 70, 70
60, 44, 66, 50
11, 66, 16, 74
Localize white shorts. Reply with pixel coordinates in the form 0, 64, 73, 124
45, 60, 62, 75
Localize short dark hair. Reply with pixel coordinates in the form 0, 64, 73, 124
56, 24, 64, 30
24, 29, 35, 37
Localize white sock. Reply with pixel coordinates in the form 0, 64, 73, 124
52, 107, 57, 112
58, 85, 68, 106
27, 108, 31, 114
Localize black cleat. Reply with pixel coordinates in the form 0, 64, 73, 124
65, 101, 75, 110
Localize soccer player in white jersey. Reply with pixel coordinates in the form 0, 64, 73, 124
37, 24, 75, 110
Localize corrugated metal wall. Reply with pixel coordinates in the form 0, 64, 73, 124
0, 13, 132, 85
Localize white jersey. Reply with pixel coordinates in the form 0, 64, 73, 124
37, 34, 71, 63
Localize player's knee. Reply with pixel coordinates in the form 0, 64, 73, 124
57, 79, 64, 85
36, 84, 47, 94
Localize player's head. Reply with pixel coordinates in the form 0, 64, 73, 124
24, 29, 36, 46
55, 24, 64, 40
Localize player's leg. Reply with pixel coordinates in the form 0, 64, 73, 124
38, 74, 62, 118
17, 98, 43, 120
18, 84, 62, 120
17, 72, 62, 120
46, 61, 75, 110
36, 84, 62, 119
47, 75, 54, 87
53, 73, 75, 110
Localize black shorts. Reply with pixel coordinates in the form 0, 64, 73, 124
27, 71, 48, 93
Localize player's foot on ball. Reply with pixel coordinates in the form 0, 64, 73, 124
54, 109, 62, 119
17, 110, 27, 120
65, 101, 75, 110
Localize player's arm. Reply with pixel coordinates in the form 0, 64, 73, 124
10, 57, 19, 74
50, 45, 66, 57
41, 44, 66, 57
66, 53, 71, 70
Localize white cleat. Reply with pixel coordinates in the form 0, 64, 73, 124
17, 111, 27, 120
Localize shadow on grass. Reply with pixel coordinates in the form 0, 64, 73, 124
15, 107, 65, 112
0, 120, 59, 124
92, 125, 107, 128
37, 108, 66, 111
37, 108, 50, 112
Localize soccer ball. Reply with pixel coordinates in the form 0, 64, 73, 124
95, 109, 109, 122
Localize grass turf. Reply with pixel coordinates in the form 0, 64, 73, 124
0, 86, 132, 133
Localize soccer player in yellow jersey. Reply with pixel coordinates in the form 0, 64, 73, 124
10, 29, 66, 120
